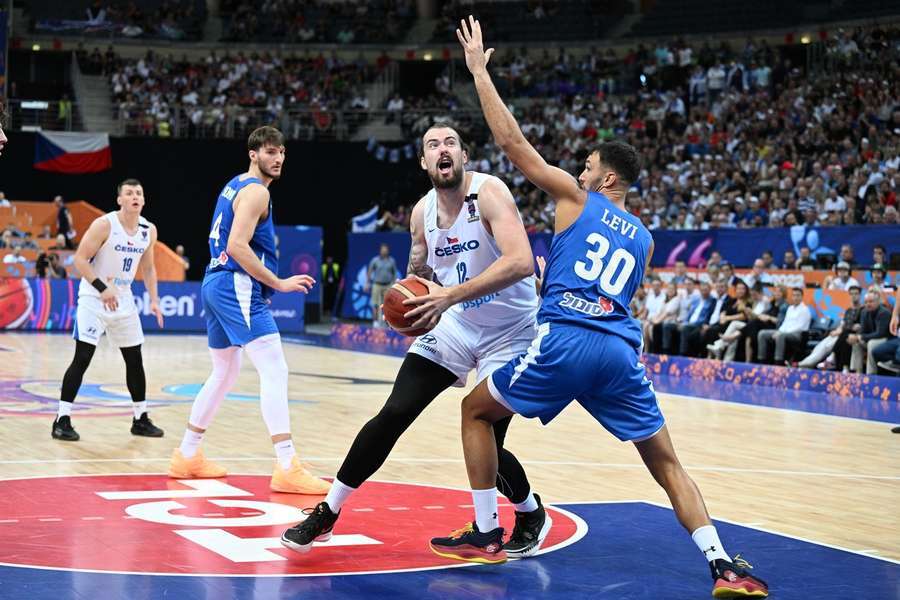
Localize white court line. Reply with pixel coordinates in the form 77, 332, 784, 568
81, 517, 104, 521
351, 508, 373, 512
201, 513, 225, 517
0, 519, 19, 523
423, 505, 444, 509
386, 507, 409, 511
38, 518, 61, 522
1, 456, 897, 482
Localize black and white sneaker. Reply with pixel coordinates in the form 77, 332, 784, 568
51, 416, 80, 441
281, 502, 339, 554
503, 494, 552, 559
131, 413, 164, 437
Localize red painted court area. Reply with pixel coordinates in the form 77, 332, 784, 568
0, 474, 581, 576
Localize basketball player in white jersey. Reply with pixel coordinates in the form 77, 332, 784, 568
282, 123, 551, 558
52, 179, 165, 441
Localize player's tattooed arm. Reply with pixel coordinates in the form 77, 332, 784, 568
407, 199, 436, 282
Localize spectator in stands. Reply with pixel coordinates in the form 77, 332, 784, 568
39, 225, 52, 239
874, 288, 900, 376
872, 245, 887, 268
869, 264, 894, 293
649, 283, 681, 353
50, 234, 68, 251
0, 229, 13, 248
757, 287, 811, 365
835, 291, 891, 374
796, 247, 816, 270
0, 191, 8, 207
19, 233, 39, 250
839, 244, 856, 268
720, 262, 737, 287
781, 250, 797, 270
670, 260, 688, 284
48, 253, 67, 279
54, 196, 74, 249
631, 284, 648, 320
741, 284, 788, 362
175, 244, 190, 276
701, 279, 734, 350
321, 256, 341, 317
660, 279, 697, 354
825, 262, 860, 291
366, 243, 398, 328
35, 252, 49, 278
3, 247, 26, 264
641, 278, 667, 345
745, 259, 774, 289
677, 280, 716, 357
760, 250, 774, 270
707, 279, 751, 360
799, 286, 863, 370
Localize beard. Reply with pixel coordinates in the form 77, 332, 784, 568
259, 163, 282, 180
429, 163, 464, 190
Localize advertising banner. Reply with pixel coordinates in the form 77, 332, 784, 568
274, 225, 322, 305
0, 278, 304, 333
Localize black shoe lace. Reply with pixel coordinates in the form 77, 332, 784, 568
296, 503, 331, 536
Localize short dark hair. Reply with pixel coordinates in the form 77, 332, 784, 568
848, 285, 862, 294
419, 121, 467, 159
248, 126, 285, 152
593, 141, 640, 187
874, 244, 886, 253
118, 178, 142, 194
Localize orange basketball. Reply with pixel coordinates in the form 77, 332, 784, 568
0, 278, 34, 329
382, 277, 438, 337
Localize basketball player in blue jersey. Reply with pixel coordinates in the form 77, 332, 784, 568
430, 18, 769, 599
168, 126, 330, 495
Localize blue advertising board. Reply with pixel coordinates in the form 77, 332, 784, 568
0, 278, 304, 333
274, 225, 321, 305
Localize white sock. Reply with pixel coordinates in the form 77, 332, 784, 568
513, 491, 539, 513
57, 401, 72, 418
132, 401, 147, 419
179, 429, 203, 458
692, 525, 730, 562
324, 478, 356, 513
472, 487, 500, 532
274, 439, 296, 470
245, 334, 292, 437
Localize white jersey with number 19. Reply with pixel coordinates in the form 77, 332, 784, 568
78, 212, 152, 301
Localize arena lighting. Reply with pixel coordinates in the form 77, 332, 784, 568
31, 43, 40, 51
800, 34, 811, 44
423, 52, 433, 61
21, 101, 49, 109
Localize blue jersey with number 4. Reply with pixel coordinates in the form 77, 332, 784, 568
206, 174, 278, 296
537, 192, 651, 350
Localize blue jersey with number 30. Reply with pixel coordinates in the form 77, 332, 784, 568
537, 192, 651, 350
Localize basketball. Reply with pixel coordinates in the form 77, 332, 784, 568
382, 277, 437, 336
0, 278, 34, 329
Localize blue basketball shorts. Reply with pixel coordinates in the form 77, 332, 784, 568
487, 322, 665, 442
202, 270, 278, 349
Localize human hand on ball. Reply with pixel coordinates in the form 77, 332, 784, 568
402, 276, 454, 331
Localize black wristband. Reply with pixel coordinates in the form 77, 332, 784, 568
91, 278, 108, 293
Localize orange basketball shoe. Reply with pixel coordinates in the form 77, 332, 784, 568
168, 448, 227, 479
270, 456, 331, 494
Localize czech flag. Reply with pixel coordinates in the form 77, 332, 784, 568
34, 132, 112, 174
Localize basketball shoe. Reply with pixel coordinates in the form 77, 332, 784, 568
280, 502, 339, 553
51, 416, 79, 442
271, 456, 331, 494
710, 555, 769, 598
429, 522, 507, 564
168, 448, 227, 479
131, 413, 164, 437
503, 494, 552, 559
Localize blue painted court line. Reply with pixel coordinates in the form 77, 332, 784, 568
1, 501, 894, 600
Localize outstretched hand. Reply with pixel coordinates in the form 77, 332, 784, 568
456, 15, 494, 75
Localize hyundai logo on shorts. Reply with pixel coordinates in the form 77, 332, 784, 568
434, 240, 480, 257
419, 335, 437, 345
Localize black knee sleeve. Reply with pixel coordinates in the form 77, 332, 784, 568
60, 341, 96, 403
337, 354, 457, 488
120, 345, 146, 404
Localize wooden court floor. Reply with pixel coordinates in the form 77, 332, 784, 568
0, 332, 897, 562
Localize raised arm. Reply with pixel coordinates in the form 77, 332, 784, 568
457, 17, 584, 209
407, 198, 434, 281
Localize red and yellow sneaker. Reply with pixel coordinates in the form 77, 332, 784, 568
429, 522, 507, 565
710, 555, 769, 598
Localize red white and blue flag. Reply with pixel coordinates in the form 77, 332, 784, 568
34, 132, 112, 174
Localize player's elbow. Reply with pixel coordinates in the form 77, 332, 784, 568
511, 255, 534, 279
